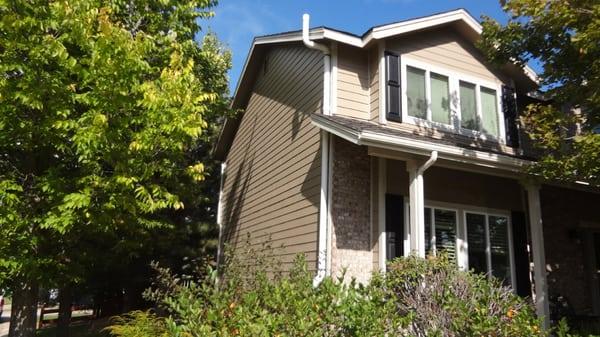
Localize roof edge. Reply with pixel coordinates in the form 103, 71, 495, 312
310, 114, 532, 173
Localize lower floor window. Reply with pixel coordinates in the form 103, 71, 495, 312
424, 207, 458, 261
466, 213, 512, 284
422, 206, 513, 285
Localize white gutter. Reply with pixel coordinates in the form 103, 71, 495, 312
303, 13, 332, 287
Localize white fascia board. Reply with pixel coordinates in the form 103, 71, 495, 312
310, 118, 360, 145
311, 115, 531, 172
230, 42, 256, 108
364, 9, 481, 45
254, 29, 325, 45
358, 131, 531, 172
322, 29, 363, 47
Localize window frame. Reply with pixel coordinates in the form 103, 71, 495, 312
424, 206, 460, 259
462, 210, 516, 287
399, 57, 506, 143
401, 200, 517, 289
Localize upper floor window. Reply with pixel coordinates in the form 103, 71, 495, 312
385, 54, 519, 146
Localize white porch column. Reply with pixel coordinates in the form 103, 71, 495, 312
378, 157, 387, 271
406, 162, 426, 257
526, 184, 550, 330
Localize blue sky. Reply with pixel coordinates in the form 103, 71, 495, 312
204, 1, 513, 93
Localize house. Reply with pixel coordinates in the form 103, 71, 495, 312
214, 9, 600, 328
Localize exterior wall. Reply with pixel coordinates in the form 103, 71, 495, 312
541, 186, 600, 315
221, 44, 323, 271
368, 47, 380, 122
330, 137, 373, 284
371, 157, 380, 271
381, 28, 519, 156
387, 160, 524, 211
386, 29, 510, 86
335, 44, 370, 119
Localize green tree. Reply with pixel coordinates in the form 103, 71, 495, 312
479, 0, 600, 185
0, 1, 230, 336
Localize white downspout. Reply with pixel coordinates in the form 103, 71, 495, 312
303, 13, 332, 287
216, 162, 227, 270
303, 14, 331, 116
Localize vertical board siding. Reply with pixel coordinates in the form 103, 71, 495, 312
221, 44, 323, 271
336, 44, 370, 119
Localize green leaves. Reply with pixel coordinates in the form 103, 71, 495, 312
0, 0, 230, 292
480, 0, 600, 185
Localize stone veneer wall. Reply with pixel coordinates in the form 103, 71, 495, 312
330, 137, 373, 284
541, 185, 600, 315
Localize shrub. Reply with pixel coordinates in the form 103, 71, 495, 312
107, 252, 582, 337
384, 254, 544, 336
104, 310, 167, 337
142, 254, 403, 337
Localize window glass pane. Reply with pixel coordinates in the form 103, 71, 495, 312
434, 209, 457, 261
481, 87, 499, 137
460, 81, 478, 130
466, 213, 488, 275
424, 207, 432, 255
407, 66, 427, 119
430, 73, 450, 124
489, 215, 511, 285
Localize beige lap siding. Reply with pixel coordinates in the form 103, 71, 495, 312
368, 47, 380, 122
221, 44, 323, 271
386, 29, 510, 85
386, 160, 523, 211
336, 44, 370, 120
330, 137, 373, 284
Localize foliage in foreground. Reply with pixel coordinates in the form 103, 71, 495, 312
0, 0, 230, 333
107, 254, 554, 337
478, 0, 600, 185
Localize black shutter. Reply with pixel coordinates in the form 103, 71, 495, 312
385, 52, 401, 121
385, 194, 404, 260
511, 211, 532, 298
502, 86, 520, 148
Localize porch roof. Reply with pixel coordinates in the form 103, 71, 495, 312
310, 114, 534, 173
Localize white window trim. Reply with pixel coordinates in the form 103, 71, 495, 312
462, 209, 517, 288
399, 57, 506, 144
400, 199, 516, 289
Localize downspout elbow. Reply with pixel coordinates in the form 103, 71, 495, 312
302, 14, 330, 55
418, 151, 438, 174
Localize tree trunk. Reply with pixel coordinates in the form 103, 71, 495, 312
57, 284, 73, 337
8, 280, 38, 337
